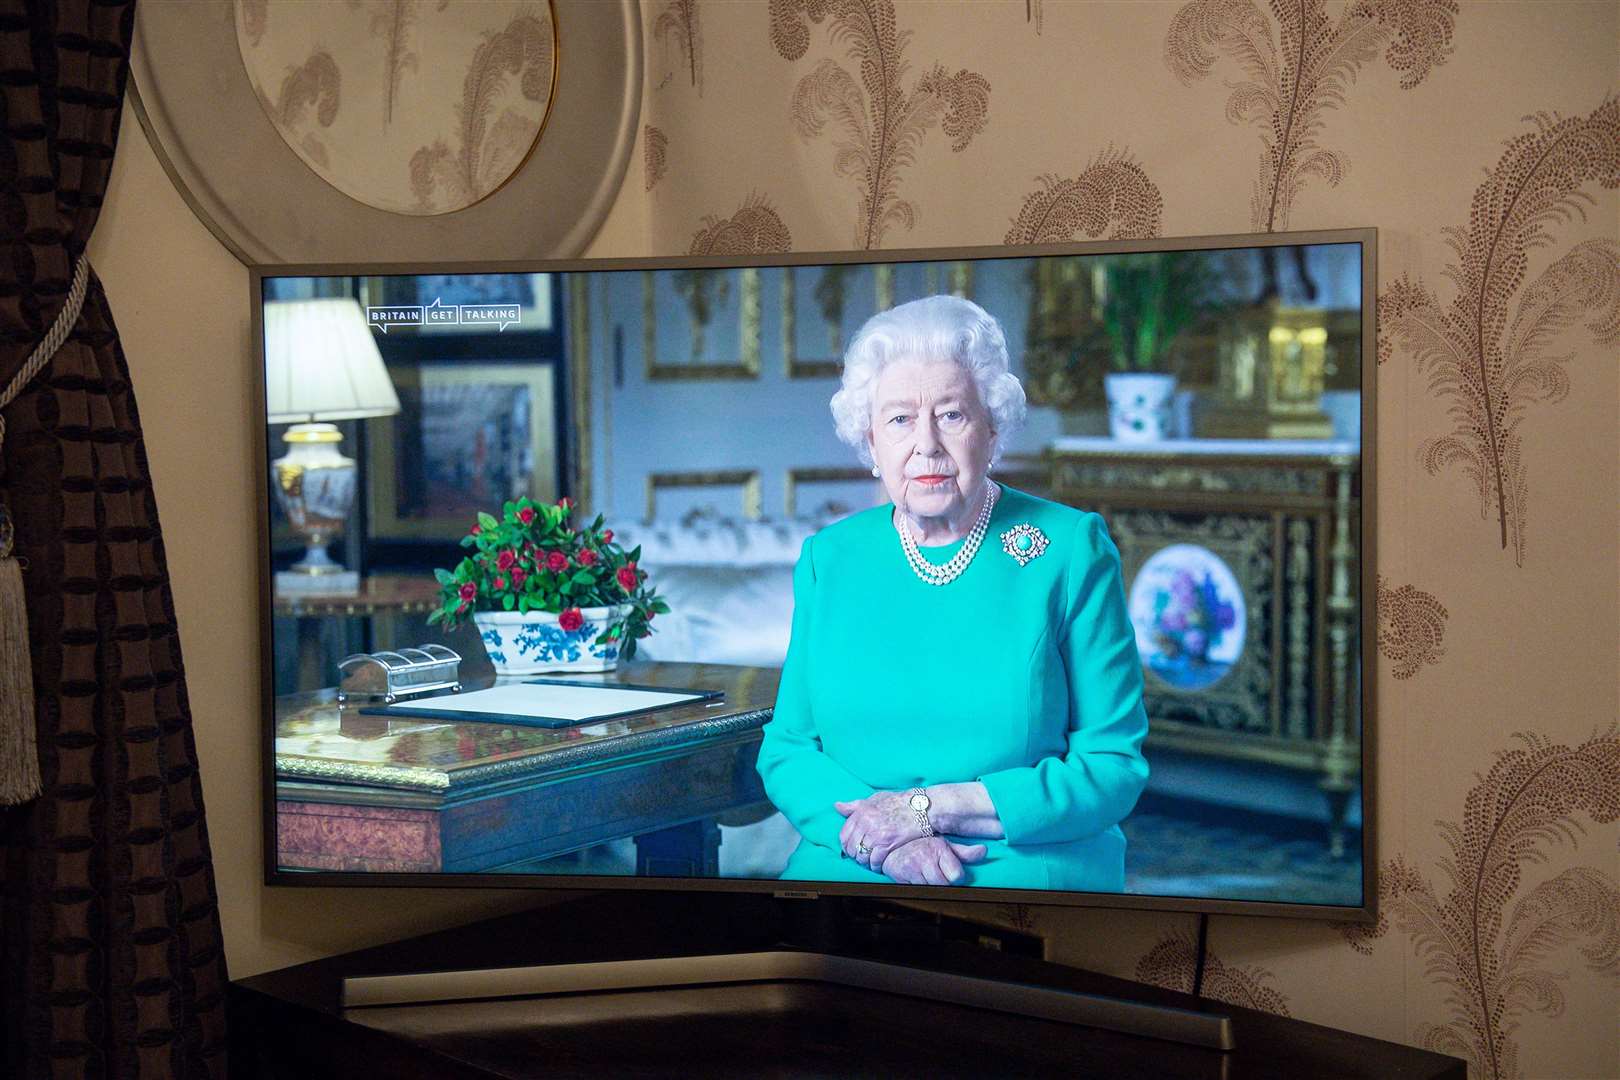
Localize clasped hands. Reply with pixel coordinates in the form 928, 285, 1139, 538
834, 789, 987, 886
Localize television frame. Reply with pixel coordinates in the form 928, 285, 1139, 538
253, 227, 1378, 925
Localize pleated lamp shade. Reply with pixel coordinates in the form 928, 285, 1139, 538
264, 298, 401, 423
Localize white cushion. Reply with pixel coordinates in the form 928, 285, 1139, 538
636, 564, 796, 668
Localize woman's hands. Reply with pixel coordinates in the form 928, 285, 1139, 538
835, 790, 919, 871
835, 785, 1002, 884
835, 782, 1006, 871
878, 836, 988, 885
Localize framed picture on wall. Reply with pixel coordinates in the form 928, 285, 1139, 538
366, 362, 561, 545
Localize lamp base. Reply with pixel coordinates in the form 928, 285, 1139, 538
273, 422, 358, 579
288, 539, 346, 576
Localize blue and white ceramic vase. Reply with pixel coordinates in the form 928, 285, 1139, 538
471, 604, 631, 675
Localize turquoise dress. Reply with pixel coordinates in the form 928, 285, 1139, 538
755, 485, 1150, 892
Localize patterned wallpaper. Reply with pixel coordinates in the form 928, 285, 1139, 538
235, 0, 557, 215
615, 2, 1618, 1077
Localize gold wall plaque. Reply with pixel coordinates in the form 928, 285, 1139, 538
784, 467, 877, 517
645, 470, 763, 522
644, 269, 762, 381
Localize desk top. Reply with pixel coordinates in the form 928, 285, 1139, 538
275, 661, 778, 794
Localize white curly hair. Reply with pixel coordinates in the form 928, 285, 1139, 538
829, 293, 1027, 469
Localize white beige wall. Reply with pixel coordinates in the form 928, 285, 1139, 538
87, 102, 548, 977
92, 3, 1617, 1076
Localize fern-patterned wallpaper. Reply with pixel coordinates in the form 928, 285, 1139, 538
619, 3, 1617, 1075
235, 0, 556, 216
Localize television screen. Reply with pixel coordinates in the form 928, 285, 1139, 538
257, 230, 1372, 917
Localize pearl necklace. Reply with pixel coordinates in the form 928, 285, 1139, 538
896, 481, 999, 586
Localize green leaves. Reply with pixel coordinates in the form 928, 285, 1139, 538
1100, 250, 1227, 374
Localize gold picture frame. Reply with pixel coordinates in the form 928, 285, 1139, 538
784, 467, 878, 517
782, 261, 975, 379
644, 470, 762, 522
367, 363, 559, 540
643, 268, 761, 380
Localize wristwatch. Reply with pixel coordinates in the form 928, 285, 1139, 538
908, 787, 935, 838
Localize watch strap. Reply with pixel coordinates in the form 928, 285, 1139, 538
909, 787, 935, 838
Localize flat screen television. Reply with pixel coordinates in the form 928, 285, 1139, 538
255, 228, 1375, 927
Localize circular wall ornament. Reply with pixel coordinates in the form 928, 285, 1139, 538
1127, 543, 1247, 692
131, 0, 639, 265
234, 1, 558, 217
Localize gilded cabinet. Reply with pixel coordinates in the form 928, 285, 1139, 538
1048, 437, 1362, 855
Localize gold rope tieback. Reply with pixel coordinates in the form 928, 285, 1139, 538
0, 255, 91, 806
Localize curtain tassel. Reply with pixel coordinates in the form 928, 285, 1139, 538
0, 506, 38, 805
0, 254, 91, 806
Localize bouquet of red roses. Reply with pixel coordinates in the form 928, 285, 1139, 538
428, 496, 668, 659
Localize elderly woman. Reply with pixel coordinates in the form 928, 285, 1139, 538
755, 294, 1150, 892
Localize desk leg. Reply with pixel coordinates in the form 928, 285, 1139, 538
297, 616, 325, 692
635, 819, 721, 877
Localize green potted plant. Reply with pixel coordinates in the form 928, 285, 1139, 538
428, 497, 668, 675
1099, 252, 1222, 441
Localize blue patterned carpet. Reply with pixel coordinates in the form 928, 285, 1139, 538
1121, 793, 1364, 907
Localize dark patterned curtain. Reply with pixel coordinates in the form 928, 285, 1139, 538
0, 2, 229, 1076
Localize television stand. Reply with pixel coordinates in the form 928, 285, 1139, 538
343, 947, 1234, 1049
231, 892, 1465, 1079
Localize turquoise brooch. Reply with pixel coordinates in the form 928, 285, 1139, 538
1000, 523, 1048, 566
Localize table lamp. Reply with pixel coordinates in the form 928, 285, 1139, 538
265, 298, 400, 590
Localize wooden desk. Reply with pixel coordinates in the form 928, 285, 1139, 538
275, 662, 778, 875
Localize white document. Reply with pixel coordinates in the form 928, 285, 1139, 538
385, 682, 706, 721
